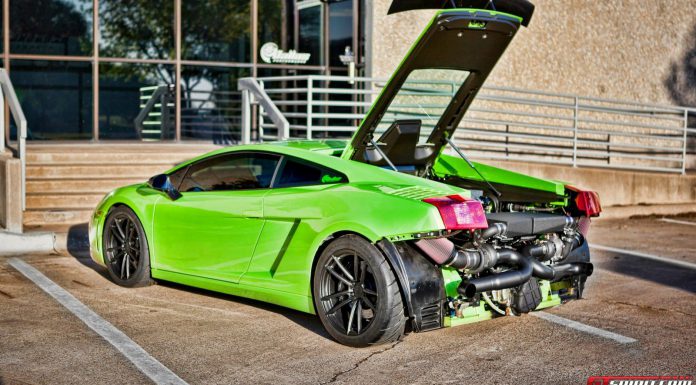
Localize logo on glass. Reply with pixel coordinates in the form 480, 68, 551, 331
260, 42, 311, 64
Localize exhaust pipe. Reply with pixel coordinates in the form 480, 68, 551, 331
529, 259, 593, 280
457, 249, 533, 298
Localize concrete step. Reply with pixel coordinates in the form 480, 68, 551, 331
24, 209, 93, 228
27, 164, 171, 179
27, 178, 145, 194
26, 193, 107, 210
27, 143, 221, 154
22, 143, 223, 229
27, 152, 203, 164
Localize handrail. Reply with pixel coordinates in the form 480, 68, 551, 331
134, 84, 174, 140
238, 77, 290, 144
0, 69, 28, 210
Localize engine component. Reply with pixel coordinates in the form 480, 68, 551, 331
478, 222, 507, 240
482, 292, 507, 315
457, 249, 533, 297
485, 212, 574, 237
457, 245, 593, 298
528, 259, 593, 281
560, 232, 583, 261
523, 237, 560, 262
414, 237, 497, 273
510, 278, 542, 314
523, 231, 584, 263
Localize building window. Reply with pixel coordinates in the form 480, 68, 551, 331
180, 65, 250, 143
10, 0, 93, 56
258, 0, 293, 62
12, 60, 93, 140
99, 62, 175, 140
182, 0, 251, 63
99, 0, 174, 59
298, 2, 323, 66
4, 0, 361, 141
328, 0, 353, 68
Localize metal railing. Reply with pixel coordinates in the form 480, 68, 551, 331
137, 84, 244, 143
243, 75, 696, 174
0, 69, 28, 210
238, 78, 290, 144
135, 85, 175, 140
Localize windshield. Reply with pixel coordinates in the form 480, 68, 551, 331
375, 69, 471, 144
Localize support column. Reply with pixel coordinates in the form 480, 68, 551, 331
0, 156, 22, 233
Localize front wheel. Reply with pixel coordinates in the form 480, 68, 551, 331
313, 235, 406, 347
102, 206, 153, 287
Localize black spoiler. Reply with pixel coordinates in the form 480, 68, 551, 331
387, 0, 534, 27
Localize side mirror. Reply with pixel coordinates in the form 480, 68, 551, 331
147, 174, 182, 201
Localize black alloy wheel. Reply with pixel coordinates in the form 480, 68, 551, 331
102, 206, 152, 287
313, 235, 406, 347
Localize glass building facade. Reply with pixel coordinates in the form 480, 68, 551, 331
2, 0, 366, 141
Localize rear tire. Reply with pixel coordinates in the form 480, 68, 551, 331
102, 206, 153, 287
313, 235, 406, 347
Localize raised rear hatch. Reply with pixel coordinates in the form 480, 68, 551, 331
342, 2, 533, 171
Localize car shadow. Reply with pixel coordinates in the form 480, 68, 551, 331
63, 223, 110, 280
155, 280, 331, 340
593, 250, 696, 294
61, 222, 331, 340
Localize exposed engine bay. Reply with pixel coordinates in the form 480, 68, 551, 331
414, 211, 592, 317
383, 182, 601, 330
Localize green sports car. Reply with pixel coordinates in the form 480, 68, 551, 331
90, 0, 601, 347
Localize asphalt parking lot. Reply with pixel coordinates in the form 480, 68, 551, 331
1, 215, 695, 385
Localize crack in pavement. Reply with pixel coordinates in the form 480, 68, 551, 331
321, 340, 402, 384
0, 289, 14, 299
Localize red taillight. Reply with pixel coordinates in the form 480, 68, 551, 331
566, 185, 602, 217
423, 194, 488, 230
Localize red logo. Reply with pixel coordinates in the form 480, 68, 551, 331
587, 376, 693, 385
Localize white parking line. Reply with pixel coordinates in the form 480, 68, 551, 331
531, 311, 637, 344
660, 218, 696, 227
8, 258, 189, 385
591, 244, 696, 270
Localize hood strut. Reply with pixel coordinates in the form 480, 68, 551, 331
446, 137, 501, 198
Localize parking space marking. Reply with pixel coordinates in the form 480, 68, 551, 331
531, 311, 637, 344
660, 218, 696, 227
591, 244, 696, 270
8, 257, 189, 385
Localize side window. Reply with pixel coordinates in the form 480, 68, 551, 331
167, 165, 189, 190
274, 159, 347, 188
179, 153, 280, 192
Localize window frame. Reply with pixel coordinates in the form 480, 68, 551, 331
270, 155, 348, 189
167, 150, 349, 193
174, 151, 283, 193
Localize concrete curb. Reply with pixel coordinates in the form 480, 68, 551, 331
600, 203, 696, 220
0, 230, 57, 256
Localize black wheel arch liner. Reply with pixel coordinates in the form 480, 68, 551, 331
376, 239, 446, 332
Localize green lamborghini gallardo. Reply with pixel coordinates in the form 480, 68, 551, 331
90, 0, 601, 346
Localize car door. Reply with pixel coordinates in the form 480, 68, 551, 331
242, 157, 348, 292
152, 151, 281, 283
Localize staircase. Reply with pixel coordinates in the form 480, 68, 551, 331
24, 143, 220, 230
